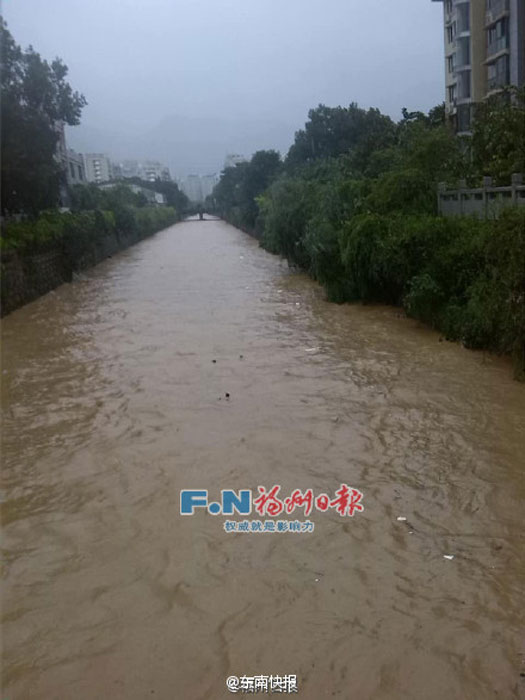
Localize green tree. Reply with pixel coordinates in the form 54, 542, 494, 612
212, 162, 249, 222
124, 177, 190, 214
238, 150, 281, 229
286, 103, 396, 173
1, 19, 87, 215
471, 86, 525, 184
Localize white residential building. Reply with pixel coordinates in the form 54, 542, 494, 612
433, 0, 525, 133
83, 153, 113, 183
224, 153, 247, 169
142, 160, 172, 182
112, 159, 172, 182
200, 173, 220, 200
180, 175, 203, 203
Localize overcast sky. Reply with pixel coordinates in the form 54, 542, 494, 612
2, 0, 445, 176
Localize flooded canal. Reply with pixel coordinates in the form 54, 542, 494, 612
2, 218, 524, 699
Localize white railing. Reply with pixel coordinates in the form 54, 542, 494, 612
437, 175, 525, 217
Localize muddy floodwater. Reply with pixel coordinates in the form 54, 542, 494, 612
2, 218, 524, 699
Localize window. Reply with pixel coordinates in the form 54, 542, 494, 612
487, 0, 509, 10
445, 0, 453, 13
456, 3, 470, 33
447, 54, 456, 73
78, 165, 83, 180
456, 36, 470, 66
487, 18, 508, 54
457, 104, 471, 132
448, 84, 457, 103
487, 54, 509, 90
69, 162, 75, 178
447, 23, 457, 43
457, 71, 471, 99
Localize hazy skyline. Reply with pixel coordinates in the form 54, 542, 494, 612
2, 0, 445, 176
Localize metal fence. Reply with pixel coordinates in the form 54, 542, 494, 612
437, 175, 525, 218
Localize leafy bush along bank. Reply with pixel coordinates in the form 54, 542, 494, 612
1, 205, 177, 255
261, 198, 525, 378
1, 206, 177, 316
209, 97, 525, 378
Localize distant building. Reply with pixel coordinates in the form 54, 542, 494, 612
54, 123, 85, 205
142, 160, 172, 182
83, 153, 113, 183
224, 153, 247, 169
112, 159, 172, 182
178, 173, 219, 203
200, 173, 220, 200
433, 0, 525, 133
128, 184, 166, 205
180, 174, 204, 203
66, 149, 86, 186
119, 160, 141, 179
111, 162, 123, 179
98, 182, 166, 205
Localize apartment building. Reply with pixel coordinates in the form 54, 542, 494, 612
83, 153, 113, 183
142, 160, 172, 182
224, 154, 247, 169
111, 159, 172, 182
180, 174, 204, 203
434, 0, 525, 133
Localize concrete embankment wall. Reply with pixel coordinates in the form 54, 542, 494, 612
1, 227, 152, 317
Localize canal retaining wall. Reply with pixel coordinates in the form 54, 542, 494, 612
2, 227, 153, 317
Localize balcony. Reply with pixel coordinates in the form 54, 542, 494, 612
487, 61, 510, 92
485, 0, 510, 26
486, 35, 509, 57
487, 73, 509, 91
455, 36, 471, 69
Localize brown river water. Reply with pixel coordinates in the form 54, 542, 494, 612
1, 218, 525, 699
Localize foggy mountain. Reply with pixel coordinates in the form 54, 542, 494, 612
66, 114, 297, 177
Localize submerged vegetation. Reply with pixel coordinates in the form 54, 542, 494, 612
210, 93, 525, 378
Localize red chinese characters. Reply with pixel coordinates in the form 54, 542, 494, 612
254, 484, 364, 518
254, 485, 284, 516
284, 488, 314, 516
329, 484, 364, 517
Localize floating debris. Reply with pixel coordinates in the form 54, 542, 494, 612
304, 347, 319, 353
443, 555, 455, 560
396, 516, 407, 522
